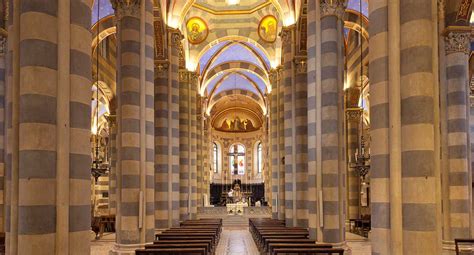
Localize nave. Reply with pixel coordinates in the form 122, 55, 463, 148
0, 0, 472, 254
91, 217, 371, 255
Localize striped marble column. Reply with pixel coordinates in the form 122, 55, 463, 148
154, 27, 181, 229
108, 115, 117, 215
263, 115, 272, 207
196, 96, 203, 208
295, 56, 308, 228
5, 0, 93, 253
270, 67, 284, 219
179, 70, 198, 221
282, 25, 296, 227
307, 0, 320, 240
399, 0, 440, 253
190, 76, 198, 216
443, 29, 472, 242
0, 33, 6, 233
320, 0, 346, 244
368, 0, 391, 253
111, 0, 155, 252
203, 117, 210, 200
346, 108, 361, 221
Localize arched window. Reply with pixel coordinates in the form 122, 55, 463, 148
257, 142, 263, 173
213, 142, 219, 173
229, 144, 245, 175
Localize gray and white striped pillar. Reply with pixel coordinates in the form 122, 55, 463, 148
5, 0, 93, 253
179, 70, 198, 221
307, 0, 321, 240
154, 27, 181, 229
398, 0, 440, 252
319, 0, 346, 245
295, 56, 308, 228
281, 25, 298, 227
196, 96, 203, 208
443, 28, 472, 243
270, 67, 285, 220
108, 114, 117, 215
345, 108, 361, 221
0, 32, 6, 234
367, 0, 390, 253
111, 0, 155, 252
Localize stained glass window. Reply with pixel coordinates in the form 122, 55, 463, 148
229, 144, 245, 175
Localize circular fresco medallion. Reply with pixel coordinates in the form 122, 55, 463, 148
186, 17, 209, 45
258, 15, 278, 43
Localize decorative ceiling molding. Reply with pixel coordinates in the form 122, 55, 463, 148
192, 1, 273, 15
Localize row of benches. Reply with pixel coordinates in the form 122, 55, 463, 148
249, 218, 344, 255
136, 219, 222, 255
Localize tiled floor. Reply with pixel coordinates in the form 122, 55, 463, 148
90, 229, 372, 255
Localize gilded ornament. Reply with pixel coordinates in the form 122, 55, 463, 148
258, 15, 278, 43
445, 31, 470, 55
186, 17, 209, 45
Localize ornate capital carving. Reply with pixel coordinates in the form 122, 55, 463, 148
155, 60, 169, 78
320, 0, 346, 19
279, 25, 295, 45
168, 27, 184, 49
269, 66, 283, 84
346, 108, 362, 122
111, 0, 140, 20
445, 31, 470, 55
0, 35, 7, 56
294, 56, 307, 74
179, 69, 199, 84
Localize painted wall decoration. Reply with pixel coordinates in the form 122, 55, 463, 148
258, 15, 277, 43
186, 17, 209, 44
216, 117, 259, 132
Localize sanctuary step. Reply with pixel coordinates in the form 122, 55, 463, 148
222, 215, 249, 227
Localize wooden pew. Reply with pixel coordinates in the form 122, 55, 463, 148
271, 248, 344, 255
153, 240, 214, 255
145, 243, 210, 255
136, 247, 206, 255
268, 243, 333, 255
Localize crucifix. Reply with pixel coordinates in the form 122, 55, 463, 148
227, 144, 244, 175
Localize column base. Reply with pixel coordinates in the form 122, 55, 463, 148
109, 242, 152, 255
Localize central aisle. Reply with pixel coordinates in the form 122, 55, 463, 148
215, 227, 259, 255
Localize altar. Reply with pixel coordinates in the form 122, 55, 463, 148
226, 202, 248, 215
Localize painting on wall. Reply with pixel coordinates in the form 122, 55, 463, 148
186, 17, 209, 44
258, 15, 278, 43
217, 117, 259, 132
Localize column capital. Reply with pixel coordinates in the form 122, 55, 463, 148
111, 0, 140, 20
320, 0, 346, 19
167, 27, 184, 49
269, 65, 284, 83
294, 56, 307, 74
155, 60, 169, 78
345, 108, 362, 122
0, 35, 6, 56
444, 27, 471, 55
279, 25, 296, 45
179, 69, 199, 84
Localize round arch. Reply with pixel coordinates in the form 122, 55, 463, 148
201, 61, 270, 95
196, 36, 274, 70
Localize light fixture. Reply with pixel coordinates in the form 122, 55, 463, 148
226, 0, 240, 5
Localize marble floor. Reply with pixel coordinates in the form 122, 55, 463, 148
90, 228, 371, 255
